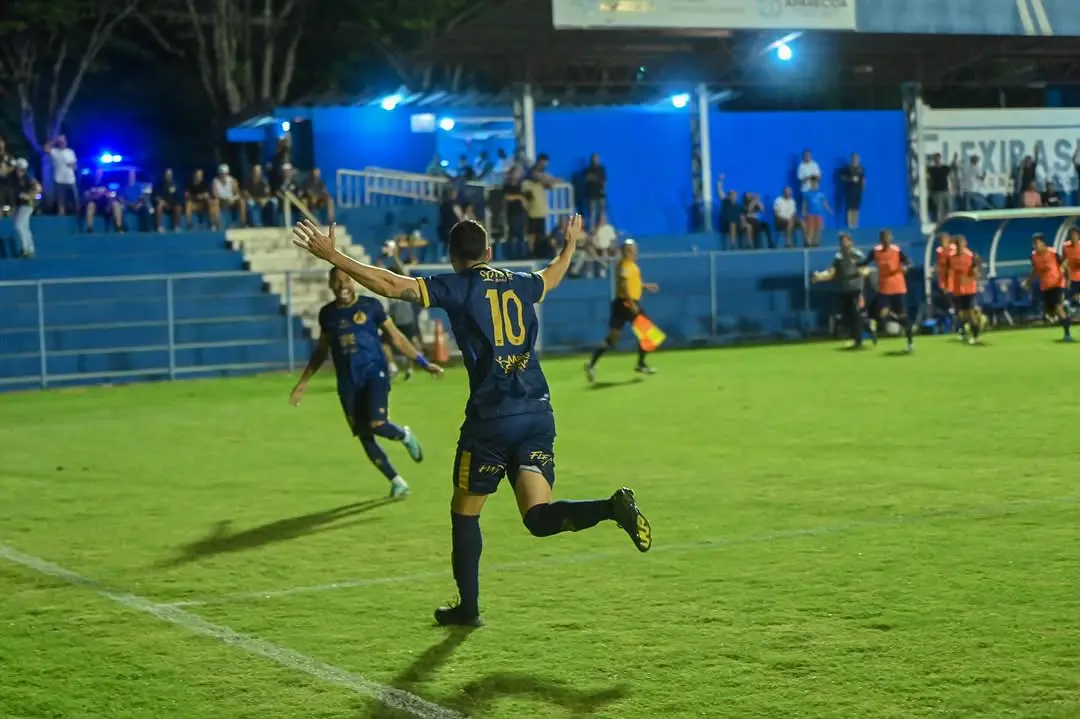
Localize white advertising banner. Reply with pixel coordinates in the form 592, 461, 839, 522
922, 107, 1080, 192
552, 0, 856, 31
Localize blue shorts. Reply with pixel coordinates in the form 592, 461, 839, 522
453, 411, 556, 495
338, 372, 391, 437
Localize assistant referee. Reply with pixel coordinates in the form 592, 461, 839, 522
586, 239, 659, 379
812, 232, 869, 348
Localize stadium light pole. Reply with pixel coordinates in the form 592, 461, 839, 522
696, 83, 713, 233
522, 84, 536, 163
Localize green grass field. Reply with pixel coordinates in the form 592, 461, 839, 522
2, 330, 1080, 719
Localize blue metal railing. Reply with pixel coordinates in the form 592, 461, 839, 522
0, 269, 327, 389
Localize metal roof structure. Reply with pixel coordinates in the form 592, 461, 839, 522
411, 0, 1080, 104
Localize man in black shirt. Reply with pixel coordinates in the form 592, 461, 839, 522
301, 167, 334, 223
718, 176, 745, 249
583, 153, 607, 230
186, 168, 218, 229
153, 168, 183, 232
501, 167, 527, 259
82, 167, 120, 233
812, 232, 871, 349
11, 158, 39, 257
926, 153, 952, 222
245, 165, 277, 226
840, 152, 865, 229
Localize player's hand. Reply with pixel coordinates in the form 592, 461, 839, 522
425, 363, 444, 378
563, 213, 585, 245
289, 381, 307, 406
292, 220, 337, 261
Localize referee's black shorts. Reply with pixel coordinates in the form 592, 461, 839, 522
608, 298, 641, 329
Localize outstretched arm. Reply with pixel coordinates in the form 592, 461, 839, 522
292, 221, 422, 302
536, 213, 584, 297
382, 319, 442, 376
290, 333, 331, 405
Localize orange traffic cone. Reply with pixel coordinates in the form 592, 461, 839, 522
432, 320, 450, 363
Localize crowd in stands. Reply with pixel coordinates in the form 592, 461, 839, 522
717, 150, 867, 251
0, 133, 335, 259
927, 146, 1080, 221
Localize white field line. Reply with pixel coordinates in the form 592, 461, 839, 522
0, 544, 465, 719
166, 496, 1077, 609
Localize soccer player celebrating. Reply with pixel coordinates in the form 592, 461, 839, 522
1024, 233, 1072, 341
948, 235, 984, 344
811, 232, 869, 348
861, 229, 915, 352
1062, 227, 1080, 307
290, 217, 652, 627
585, 239, 660, 381
289, 268, 443, 498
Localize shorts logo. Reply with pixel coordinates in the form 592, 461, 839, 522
478, 464, 503, 474
353, 311, 367, 325
528, 451, 553, 466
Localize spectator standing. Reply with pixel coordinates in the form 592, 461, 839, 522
803, 178, 831, 247
717, 175, 744, 250
583, 153, 607, 229
45, 135, 78, 216
153, 168, 183, 232
926, 153, 952, 221
840, 153, 865, 229
271, 135, 291, 191
501, 167, 527, 259
492, 148, 514, 186
957, 155, 989, 210
523, 155, 556, 254
302, 168, 334, 223
11, 159, 39, 257
455, 155, 476, 182
212, 164, 245, 228
773, 186, 801, 248
1015, 154, 1036, 207
474, 151, 494, 182
0, 138, 14, 214
797, 150, 821, 196
437, 185, 464, 260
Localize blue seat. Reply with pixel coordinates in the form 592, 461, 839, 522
1011, 277, 1036, 319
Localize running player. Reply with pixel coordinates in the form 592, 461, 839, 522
811, 232, 868, 348
1024, 233, 1072, 341
934, 232, 961, 337
289, 268, 442, 498
948, 235, 984, 344
290, 217, 652, 627
862, 228, 915, 352
585, 239, 660, 381
1062, 227, 1080, 307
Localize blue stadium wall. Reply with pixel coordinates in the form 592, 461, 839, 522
310, 107, 911, 237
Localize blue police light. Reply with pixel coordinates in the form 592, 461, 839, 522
777, 43, 793, 61
99, 152, 122, 164
281, 120, 291, 132
671, 93, 690, 109
438, 117, 455, 131
380, 94, 402, 111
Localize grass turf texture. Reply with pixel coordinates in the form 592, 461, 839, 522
2, 329, 1080, 719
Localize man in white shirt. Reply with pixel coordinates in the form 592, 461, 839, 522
772, 186, 802, 248
45, 135, 78, 216
212, 164, 245, 227
797, 150, 821, 195
956, 155, 989, 211
589, 213, 617, 277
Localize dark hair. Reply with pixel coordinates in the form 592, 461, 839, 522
1033, 233, 1046, 244
328, 267, 347, 281
448, 220, 488, 263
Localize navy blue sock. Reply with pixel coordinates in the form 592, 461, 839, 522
360, 438, 398, 480
450, 513, 482, 615
370, 422, 406, 441
522, 500, 615, 538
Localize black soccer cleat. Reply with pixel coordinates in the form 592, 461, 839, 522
434, 603, 485, 627
611, 487, 652, 553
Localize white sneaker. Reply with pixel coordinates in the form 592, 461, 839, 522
389, 476, 409, 499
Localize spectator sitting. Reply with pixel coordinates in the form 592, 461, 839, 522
1022, 181, 1042, 208
11, 158, 39, 257
244, 165, 277, 226
302, 168, 334, 223
45, 134, 78, 216
119, 169, 149, 231
591, 212, 618, 275
212, 164, 245, 228
1045, 181, 1063, 208
455, 155, 476, 182
186, 168, 217, 229
532, 218, 560, 260
742, 192, 771, 249
773, 186, 802, 248
82, 168, 121, 233
153, 168, 183, 232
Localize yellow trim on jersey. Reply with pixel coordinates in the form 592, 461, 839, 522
457, 450, 472, 489
534, 272, 548, 303
415, 277, 430, 308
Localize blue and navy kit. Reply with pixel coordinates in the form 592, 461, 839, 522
318, 296, 391, 435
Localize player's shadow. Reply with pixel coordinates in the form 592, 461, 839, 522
882, 349, 912, 357
588, 378, 645, 390
361, 627, 628, 718
158, 499, 395, 567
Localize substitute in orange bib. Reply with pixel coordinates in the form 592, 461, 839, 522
585, 239, 660, 381
1062, 227, 1080, 306
1024, 233, 1072, 341
862, 229, 914, 352
934, 232, 963, 338
948, 235, 984, 344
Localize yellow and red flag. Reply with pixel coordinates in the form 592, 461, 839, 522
631, 315, 666, 352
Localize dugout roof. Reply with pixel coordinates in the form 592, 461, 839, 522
414, 0, 1080, 106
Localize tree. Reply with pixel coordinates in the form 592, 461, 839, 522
0, 0, 143, 153
142, 0, 307, 122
